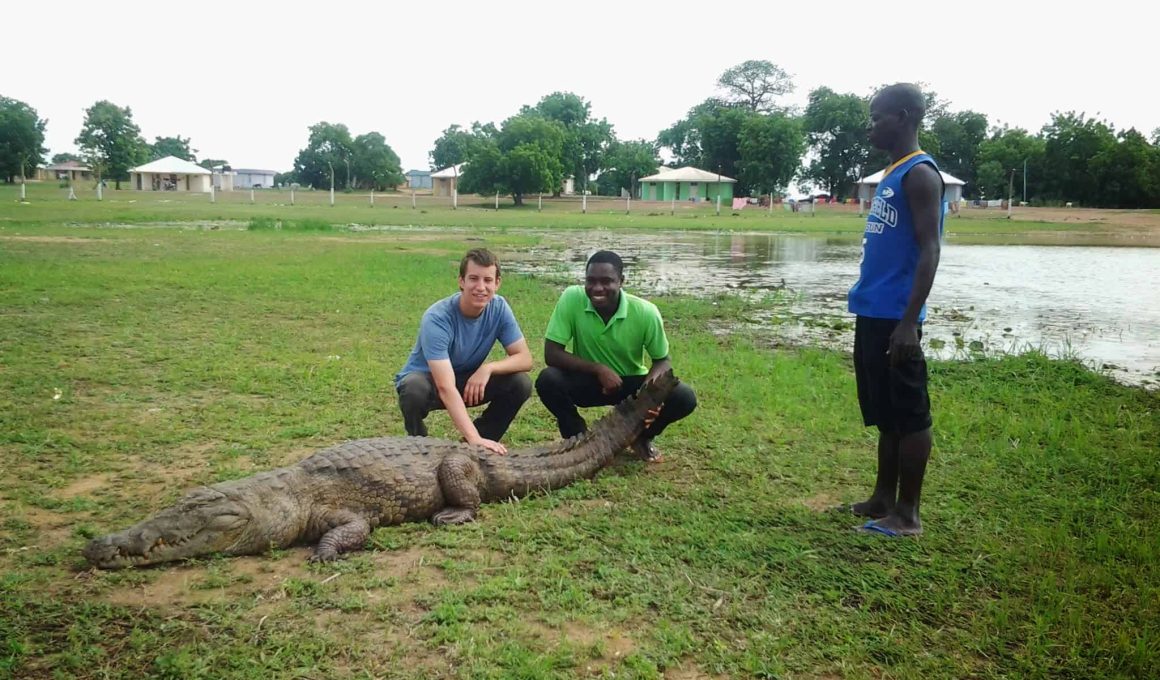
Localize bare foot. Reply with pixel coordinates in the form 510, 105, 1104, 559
847, 498, 892, 519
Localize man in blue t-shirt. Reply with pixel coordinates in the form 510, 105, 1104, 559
844, 83, 944, 537
395, 248, 533, 455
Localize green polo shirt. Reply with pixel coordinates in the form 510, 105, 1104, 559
544, 285, 669, 376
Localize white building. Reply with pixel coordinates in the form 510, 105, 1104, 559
856, 168, 966, 205
233, 169, 277, 189
129, 156, 212, 193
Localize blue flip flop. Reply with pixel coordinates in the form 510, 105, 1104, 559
857, 520, 901, 537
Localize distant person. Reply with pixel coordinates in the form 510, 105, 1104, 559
845, 83, 944, 537
534, 250, 697, 462
395, 248, 533, 455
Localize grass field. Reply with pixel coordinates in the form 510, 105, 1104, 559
5, 183, 1160, 246
0, 219, 1157, 679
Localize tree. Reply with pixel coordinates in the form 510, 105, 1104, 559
459, 112, 565, 205
929, 111, 988, 197
198, 158, 230, 171
737, 113, 806, 196
716, 60, 794, 113
430, 123, 493, 169
0, 96, 48, 184
51, 152, 82, 165
1089, 129, 1159, 208
656, 98, 731, 168
698, 107, 753, 193
350, 132, 403, 190
150, 135, 197, 162
1041, 112, 1117, 205
802, 87, 872, 199
529, 92, 614, 194
597, 139, 661, 196
292, 122, 354, 191
976, 127, 1045, 202
75, 100, 147, 189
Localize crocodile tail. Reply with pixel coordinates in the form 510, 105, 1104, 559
580, 368, 679, 453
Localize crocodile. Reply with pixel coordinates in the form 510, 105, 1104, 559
82, 371, 678, 569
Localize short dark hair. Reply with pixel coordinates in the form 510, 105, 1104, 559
586, 250, 624, 279
459, 247, 500, 278
873, 83, 927, 129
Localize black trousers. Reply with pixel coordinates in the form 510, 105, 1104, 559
396, 371, 532, 441
534, 367, 697, 439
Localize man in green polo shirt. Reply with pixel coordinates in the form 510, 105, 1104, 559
535, 250, 697, 462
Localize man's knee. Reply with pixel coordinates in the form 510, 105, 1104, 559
667, 383, 698, 420
534, 366, 569, 398
397, 372, 435, 414
495, 372, 533, 404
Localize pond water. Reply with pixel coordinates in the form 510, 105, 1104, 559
507, 232, 1160, 388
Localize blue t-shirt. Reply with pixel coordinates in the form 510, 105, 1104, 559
848, 152, 945, 321
394, 293, 523, 386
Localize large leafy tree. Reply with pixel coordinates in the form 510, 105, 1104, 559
350, 132, 403, 190
75, 100, 147, 189
738, 113, 806, 196
529, 92, 614, 194
716, 60, 795, 113
429, 122, 494, 169
1089, 129, 1159, 208
802, 87, 871, 199
596, 139, 662, 196
929, 111, 988, 197
292, 122, 354, 191
459, 113, 565, 205
150, 135, 197, 162
0, 96, 47, 184
1040, 112, 1117, 205
51, 152, 82, 165
976, 127, 1045, 201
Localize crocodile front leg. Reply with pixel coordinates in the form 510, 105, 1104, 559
310, 512, 372, 562
432, 453, 482, 525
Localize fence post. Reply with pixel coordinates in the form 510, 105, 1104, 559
538, 194, 542, 212
411, 190, 416, 209
370, 189, 375, 206
250, 188, 255, 204
582, 193, 587, 214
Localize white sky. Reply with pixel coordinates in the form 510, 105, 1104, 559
8, 0, 1157, 173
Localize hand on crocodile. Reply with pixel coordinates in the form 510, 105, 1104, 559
469, 435, 507, 455
643, 405, 663, 428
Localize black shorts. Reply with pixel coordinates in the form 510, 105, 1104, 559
853, 316, 932, 434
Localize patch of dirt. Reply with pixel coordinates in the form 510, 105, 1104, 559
800, 492, 841, 512
57, 474, 110, 499
664, 666, 731, 680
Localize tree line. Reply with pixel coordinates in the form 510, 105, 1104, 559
3, 65, 1159, 207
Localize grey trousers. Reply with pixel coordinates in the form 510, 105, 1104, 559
396, 370, 532, 441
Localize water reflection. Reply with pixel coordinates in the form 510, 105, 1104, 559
509, 232, 1159, 388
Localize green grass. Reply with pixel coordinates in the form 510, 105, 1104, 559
0, 222, 1156, 679
4, 181, 1151, 243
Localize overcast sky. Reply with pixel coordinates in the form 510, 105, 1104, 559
9, 0, 1156, 173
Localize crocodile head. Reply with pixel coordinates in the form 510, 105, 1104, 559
83, 486, 268, 569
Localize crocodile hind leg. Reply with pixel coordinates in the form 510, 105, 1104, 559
310, 511, 372, 562
432, 453, 482, 525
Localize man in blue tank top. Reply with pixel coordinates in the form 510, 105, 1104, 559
845, 83, 944, 537
395, 248, 533, 455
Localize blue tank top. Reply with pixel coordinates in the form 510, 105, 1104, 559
848, 151, 944, 321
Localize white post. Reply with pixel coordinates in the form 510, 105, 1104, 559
411, 190, 416, 209
250, 188, 255, 204
538, 194, 542, 212
329, 186, 335, 207
769, 192, 773, 215
97, 182, 103, 201
20, 178, 26, 201
670, 194, 675, 215
210, 184, 215, 203
582, 193, 587, 214
453, 189, 458, 210
495, 191, 499, 210
716, 193, 721, 216
370, 189, 375, 206
68, 184, 77, 201
626, 193, 630, 215
290, 187, 295, 205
